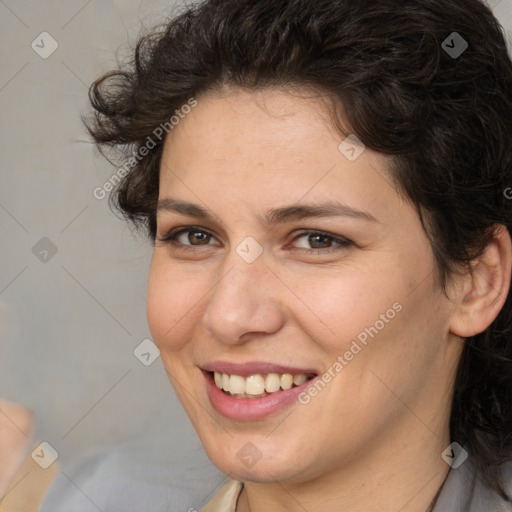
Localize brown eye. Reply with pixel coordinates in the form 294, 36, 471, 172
185, 231, 212, 245
307, 234, 333, 249
157, 227, 218, 248
291, 231, 352, 252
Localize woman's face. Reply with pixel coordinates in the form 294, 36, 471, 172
147, 88, 462, 484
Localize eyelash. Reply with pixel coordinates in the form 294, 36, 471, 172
156, 226, 353, 254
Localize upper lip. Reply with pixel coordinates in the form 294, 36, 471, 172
201, 361, 318, 377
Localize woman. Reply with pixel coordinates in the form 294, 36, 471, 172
85, 0, 512, 510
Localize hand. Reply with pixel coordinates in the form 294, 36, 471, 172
0, 399, 34, 499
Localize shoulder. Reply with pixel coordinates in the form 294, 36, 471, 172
501, 459, 512, 501
39, 436, 224, 512
434, 452, 512, 512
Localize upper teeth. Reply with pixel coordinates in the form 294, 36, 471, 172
213, 371, 308, 397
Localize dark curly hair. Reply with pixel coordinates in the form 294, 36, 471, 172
85, 0, 512, 498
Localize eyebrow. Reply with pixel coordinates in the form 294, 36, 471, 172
156, 198, 380, 226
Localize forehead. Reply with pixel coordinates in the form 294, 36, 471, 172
158, 88, 398, 219
162, 89, 336, 163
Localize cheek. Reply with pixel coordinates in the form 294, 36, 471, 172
285, 264, 402, 356
146, 258, 202, 352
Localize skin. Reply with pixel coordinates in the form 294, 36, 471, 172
0, 399, 34, 498
147, 88, 511, 512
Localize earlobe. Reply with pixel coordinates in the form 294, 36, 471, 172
449, 224, 512, 338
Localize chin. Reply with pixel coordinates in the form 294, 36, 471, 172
203, 436, 311, 483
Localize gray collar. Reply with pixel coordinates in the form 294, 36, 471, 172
434, 456, 512, 512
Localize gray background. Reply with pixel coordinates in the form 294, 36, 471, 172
0, 0, 511, 509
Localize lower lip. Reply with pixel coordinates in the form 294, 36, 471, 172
203, 371, 316, 420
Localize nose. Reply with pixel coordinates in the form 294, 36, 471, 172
202, 250, 286, 345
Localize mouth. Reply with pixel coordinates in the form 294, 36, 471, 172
211, 370, 317, 398
201, 364, 319, 420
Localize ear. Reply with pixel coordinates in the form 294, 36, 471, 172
449, 224, 512, 338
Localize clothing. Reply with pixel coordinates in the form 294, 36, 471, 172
201, 479, 243, 512
201, 458, 512, 512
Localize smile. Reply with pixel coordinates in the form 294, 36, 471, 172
213, 371, 315, 398
201, 364, 319, 420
